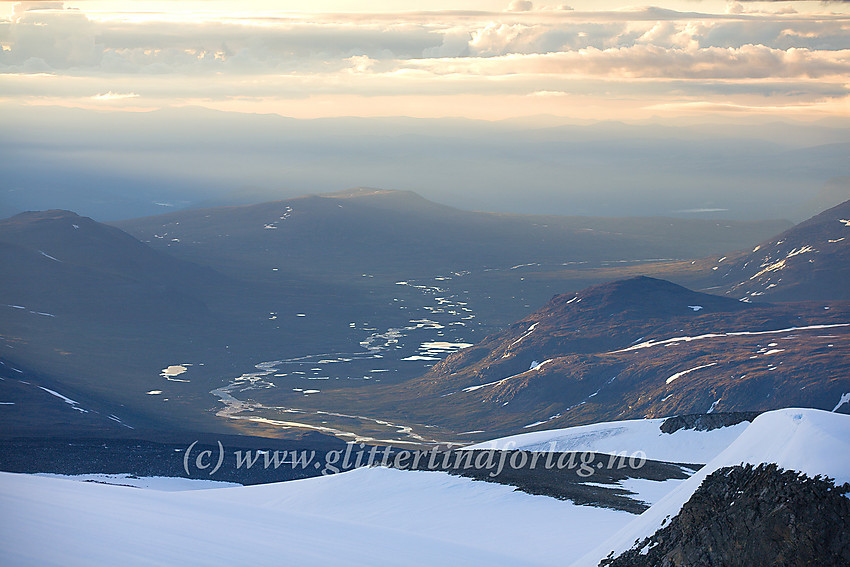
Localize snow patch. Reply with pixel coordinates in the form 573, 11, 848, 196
462, 359, 553, 393
38, 386, 87, 413
749, 258, 786, 280
666, 362, 717, 385
507, 322, 538, 350
785, 245, 815, 258
615, 324, 850, 353
833, 392, 850, 412
417, 341, 473, 356
160, 365, 189, 382
618, 477, 687, 508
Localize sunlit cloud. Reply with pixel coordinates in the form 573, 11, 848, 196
1, 1, 849, 120
92, 90, 138, 100
529, 90, 569, 96
507, 1, 534, 12
412, 45, 850, 80
645, 97, 850, 115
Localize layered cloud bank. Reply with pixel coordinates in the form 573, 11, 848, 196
1, 1, 848, 119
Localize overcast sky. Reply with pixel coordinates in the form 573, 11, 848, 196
2, 0, 849, 121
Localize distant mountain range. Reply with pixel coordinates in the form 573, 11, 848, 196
114, 187, 791, 278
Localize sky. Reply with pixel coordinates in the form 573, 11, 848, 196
0, 1, 848, 221
1, 0, 849, 121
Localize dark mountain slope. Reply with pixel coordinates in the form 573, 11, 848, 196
0, 209, 382, 436
0, 210, 217, 321
0, 209, 214, 281
274, 276, 850, 442
715, 198, 850, 301
422, 276, 768, 384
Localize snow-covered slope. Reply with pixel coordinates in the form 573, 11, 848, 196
572, 408, 850, 567
467, 417, 749, 464
34, 473, 241, 491
1, 466, 632, 567
6, 409, 844, 566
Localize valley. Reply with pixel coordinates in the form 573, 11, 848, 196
3, 190, 847, 446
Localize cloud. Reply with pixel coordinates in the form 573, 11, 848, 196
3, 5, 98, 69
529, 89, 568, 96
469, 23, 530, 56
423, 28, 472, 57
1, 3, 849, 122
2, 4, 848, 74
412, 44, 850, 80
92, 91, 139, 100
347, 55, 375, 73
645, 99, 850, 115
11, 2, 65, 23
507, 1, 534, 12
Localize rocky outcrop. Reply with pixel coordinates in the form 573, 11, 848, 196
602, 463, 850, 567
659, 412, 761, 434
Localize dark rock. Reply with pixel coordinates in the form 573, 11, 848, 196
602, 463, 850, 567
660, 412, 761, 434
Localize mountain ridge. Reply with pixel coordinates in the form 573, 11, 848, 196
247, 275, 849, 442
716, 198, 850, 301
113, 188, 793, 280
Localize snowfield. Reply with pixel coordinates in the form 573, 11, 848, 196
466, 416, 749, 464
1, 466, 632, 567
33, 473, 241, 491
2, 408, 846, 567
